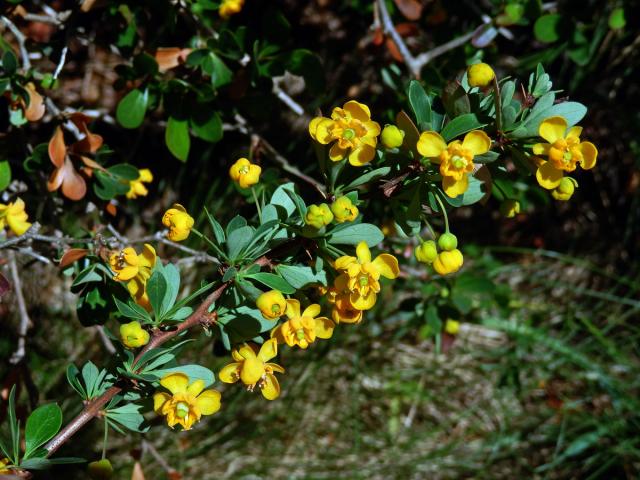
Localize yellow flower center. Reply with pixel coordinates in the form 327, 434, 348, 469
343, 128, 356, 140
271, 304, 281, 314
296, 329, 306, 340
451, 155, 467, 169
239, 165, 249, 175
358, 275, 369, 286
176, 402, 190, 419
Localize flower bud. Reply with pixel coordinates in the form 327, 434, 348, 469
437, 232, 458, 251
256, 290, 287, 320
433, 249, 464, 275
305, 203, 333, 229
445, 319, 460, 335
88, 459, 113, 480
414, 240, 438, 264
380, 125, 405, 148
467, 63, 495, 88
162, 204, 194, 242
500, 199, 521, 218
330, 196, 358, 223
120, 321, 150, 348
551, 177, 578, 201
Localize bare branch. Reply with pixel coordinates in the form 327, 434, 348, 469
8, 251, 33, 365
53, 46, 68, 80
95, 326, 116, 354
272, 78, 305, 116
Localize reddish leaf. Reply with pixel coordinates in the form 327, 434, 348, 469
48, 127, 66, 168
80, 155, 107, 172
105, 202, 118, 216
155, 48, 193, 73
385, 38, 404, 62
59, 248, 89, 268
47, 156, 87, 201
393, 0, 423, 20
70, 113, 103, 153
0, 272, 10, 298
24, 82, 45, 122
372, 27, 384, 46
394, 22, 419, 37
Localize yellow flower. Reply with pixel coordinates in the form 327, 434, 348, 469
256, 290, 287, 320
153, 373, 221, 430
0, 197, 32, 236
417, 130, 491, 197
109, 244, 156, 310
433, 249, 463, 275
0, 457, 12, 474
271, 299, 335, 349
309, 100, 381, 166
445, 319, 460, 335
467, 62, 495, 88
334, 241, 400, 310
219, 0, 244, 18
305, 203, 333, 229
533, 116, 597, 190
229, 157, 261, 188
380, 124, 405, 148
120, 321, 150, 348
331, 302, 364, 324
162, 204, 194, 242
330, 196, 358, 223
500, 199, 521, 217
126, 168, 153, 199
219, 339, 284, 400
551, 177, 578, 201
415, 240, 438, 264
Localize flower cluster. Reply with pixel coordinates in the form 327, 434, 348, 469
109, 244, 156, 310
305, 196, 358, 229
126, 168, 153, 199
0, 197, 31, 236
415, 233, 464, 276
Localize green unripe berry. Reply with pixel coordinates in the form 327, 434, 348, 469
414, 240, 438, 264
438, 233, 458, 251
380, 125, 405, 149
88, 459, 113, 480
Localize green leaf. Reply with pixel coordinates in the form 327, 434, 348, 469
2, 50, 18, 75
149, 364, 215, 387
443, 175, 487, 207
270, 182, 297, 217
245, 272, 295, 294
8, 386, 19, 463
276, 264, 327, 289
146, 270, 168, 319
609, 8, 626, 30
190, 108, 223, 143
19, 458, 52, 470
114, 297, 152, 323
440, 114, 485, 142
165, 117, 190, 162
327, 223, 384, 246
0, 160, 11, 191
106, 403, 148, 433
227, 226, 255, 260
408, 80, 432, 128
108, 163, 139, 181
344, 167, 391, 190
519, 102, 587, 138
160, 263, 180, 315
201, 52, 232, 88
24, 404, 62, 458
534, 14, 564, 43
205, 207, 226, 244
442, 81, 470, 118
116, 88, 148, 129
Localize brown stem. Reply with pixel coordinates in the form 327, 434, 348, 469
44, 282, 228, 456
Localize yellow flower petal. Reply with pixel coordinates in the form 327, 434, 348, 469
187, 379, 205, 397
567, 126, 582, 140
314, 118, 336, 144
350, 291, 377, 310
372, 253, 400, 279
579, 141, 597, 170
334, 255, 357, 271
302, 303, 321, 318
329, 142, 347, 162
462, 130, 491, 156
139, 244, 156, 269
348, 144, 375, 166
417, 131, 447, 158
267, 362, 285, 374
258, 338, 278, 362
539, 116, 567, 144
240, 356, 264, 385
196, 389, 221, 415
314, 317, 335, 339
356, 241, 371, 263
308, 117, 323, 139
117, 265, 139, 282
443, 175, 469, 198
532, 143, 550, 155
343, 100, 371, 121
219, 363, 241, 383
160, 373, 189, 394
285, 299, 301, 319
536, 161, 563, 189
153, 392, 171, 413
261, 373, 280, 400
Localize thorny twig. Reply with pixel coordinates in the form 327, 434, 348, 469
8, 251, 33, 365
375, 0, 475, 78
1, 15, 31, 69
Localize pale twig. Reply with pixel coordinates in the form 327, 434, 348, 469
8, 251, 33, 364
142, 439, 179, 476
95, 326, 116, 354
53, 46, 68, 79
375, 0, 475, 78
1, 15, 31, 69
44, 98, 83, 140
272, 78, 305, 116
16, 247, 52, 264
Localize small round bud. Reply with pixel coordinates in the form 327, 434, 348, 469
445, 319, 460, 335
380, 125, 405, 149
552, 177, 578, 201
437, 233, 458, 251
88, 459, 113, 480
467, 63, 495, 88
414, 240, 438, 264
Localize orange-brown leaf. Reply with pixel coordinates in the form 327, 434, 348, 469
48, 127, 66, 168
70, 113, 103, 153
47, 157, 87, 201
59, 248, 89, 268
131, 462, 146, 480
105, 201, 117, 216
24, 82, 45, 122
155, 48, 193, 73
385, 38, 404, 62
80, 155, 107, 172
393, 0, 423, 20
